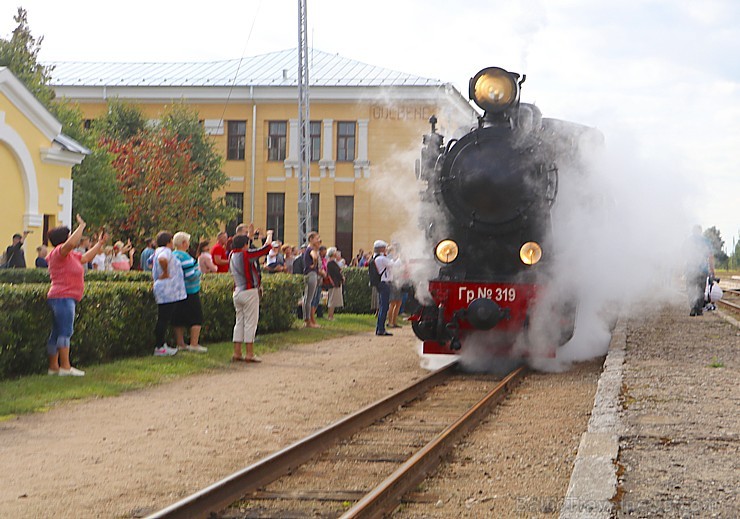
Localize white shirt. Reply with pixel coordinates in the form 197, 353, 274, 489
91, 253, 106, 271
373, 254, 395, 283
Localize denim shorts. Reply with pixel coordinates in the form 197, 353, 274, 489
47, 298, 76, 354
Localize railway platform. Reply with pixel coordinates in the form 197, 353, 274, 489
562, 289, 739, 518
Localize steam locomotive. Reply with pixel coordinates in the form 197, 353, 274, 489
410, 67, 600, 356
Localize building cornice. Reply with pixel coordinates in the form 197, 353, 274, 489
0, 67, 61, 141
40, 146, 87, 166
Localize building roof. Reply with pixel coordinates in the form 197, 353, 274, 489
48, 48, 447, 88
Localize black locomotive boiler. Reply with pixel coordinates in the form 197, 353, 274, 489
410, 66, 600, 356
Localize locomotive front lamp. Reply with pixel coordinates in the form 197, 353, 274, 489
435, 239, 459, 264
519, 242, 542, 265
469, 67, 520, 113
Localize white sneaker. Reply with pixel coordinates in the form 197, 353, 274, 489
154, 344, 178, 357
58, 367, 85, 377
185, 345, 208, 353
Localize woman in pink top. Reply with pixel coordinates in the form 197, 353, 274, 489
46, 215, 107, 376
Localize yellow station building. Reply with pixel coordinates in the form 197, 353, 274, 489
0, 67, 88, 261
50, 49, 475, 255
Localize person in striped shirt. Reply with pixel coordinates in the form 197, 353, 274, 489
230, 229, 273, 363
172, 232, 207, 353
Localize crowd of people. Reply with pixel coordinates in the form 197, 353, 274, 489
4, 219, 406, 378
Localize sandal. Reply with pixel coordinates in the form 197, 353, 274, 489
245, 356, 262, 363
231, 356, 247, 363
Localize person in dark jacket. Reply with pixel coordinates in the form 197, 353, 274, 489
3, 231, 30, 268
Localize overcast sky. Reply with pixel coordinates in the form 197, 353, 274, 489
3, 0, 738, 251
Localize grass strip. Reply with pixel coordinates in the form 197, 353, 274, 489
0, 314, 379, 420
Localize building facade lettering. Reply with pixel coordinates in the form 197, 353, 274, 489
371, 105, 432, 121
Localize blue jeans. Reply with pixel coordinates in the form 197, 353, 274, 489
376, 282, 390, 334
47, 298, 76, 354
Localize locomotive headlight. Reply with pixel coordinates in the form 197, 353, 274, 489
435, 239, 459, 264
519, 241, 543, 265
469, 67, 519, 113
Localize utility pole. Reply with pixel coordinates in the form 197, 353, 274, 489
297, 0, 311, 246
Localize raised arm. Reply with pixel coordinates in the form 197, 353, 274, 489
60, 215, 87, 257
81, 232, 108, 264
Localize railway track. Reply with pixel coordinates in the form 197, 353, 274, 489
146, 362, 525, 518
718, 287, 740, 315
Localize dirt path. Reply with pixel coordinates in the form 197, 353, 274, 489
0, 327, 426, 518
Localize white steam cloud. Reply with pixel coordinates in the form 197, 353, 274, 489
368, 93, 693, 374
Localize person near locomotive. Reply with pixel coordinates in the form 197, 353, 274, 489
172, 231, 207, 353
371, 240, 396, 336
386, 244, 405, 329
230, 230, 274, 362
151, 231, 187, 357
302, 232, 322, 328
684, 225, 715, 316
46, 214, 107, 376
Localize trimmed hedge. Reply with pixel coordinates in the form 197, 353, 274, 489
338, 267, 373, 314
0, 268, 153, 284
0, 274, 303, 379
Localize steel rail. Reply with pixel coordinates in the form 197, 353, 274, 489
145, 360, 458, 519
340, 365, 527, 518
718, 298, 740, 312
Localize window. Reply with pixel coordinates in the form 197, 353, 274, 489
227, 121, 246, 160
267, 193, 285, 242
310, 193, 319, 233
337, 121, 356, 162
335, 196, 354, 258
225, 192, 244, 236
310, 121, 321, 162
268, 121, 287, 161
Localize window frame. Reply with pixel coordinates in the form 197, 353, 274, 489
227, 120, 247, 161
266, 192, 286, 243
267, 121, 288, 162
310, 120, 321, 162
336, 121, 356, 162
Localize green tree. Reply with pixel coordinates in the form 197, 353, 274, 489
704, 226, 728, 268
96, 98, 147, 141
160, 103, 233, 237
52, 99, 128, 229
0, 7, 55, 107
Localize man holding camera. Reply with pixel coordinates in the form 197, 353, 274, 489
3, 231, 30, 268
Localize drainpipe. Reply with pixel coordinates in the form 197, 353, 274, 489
250, 86, 256, 222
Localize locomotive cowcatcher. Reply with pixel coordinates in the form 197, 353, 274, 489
410, 66, 595, 356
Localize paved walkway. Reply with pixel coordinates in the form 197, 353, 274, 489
562, 292, 738, 519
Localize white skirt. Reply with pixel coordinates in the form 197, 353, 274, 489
327, 287, 344, 308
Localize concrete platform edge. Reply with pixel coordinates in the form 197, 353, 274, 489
559, 319, 626, 519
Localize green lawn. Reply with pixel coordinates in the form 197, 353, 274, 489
0, 314, 379, 420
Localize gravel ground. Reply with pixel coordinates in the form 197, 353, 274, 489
0, 327, 426, 518
395, 360, 603, 518
0, 322, 608, 519
616, 296, 739, 518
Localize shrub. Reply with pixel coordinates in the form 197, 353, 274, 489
0, 273, 303, 379
339, 267, 373, 314
0, 269, 152, 284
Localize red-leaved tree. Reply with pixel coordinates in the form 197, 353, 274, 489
103, 129, 209, 240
